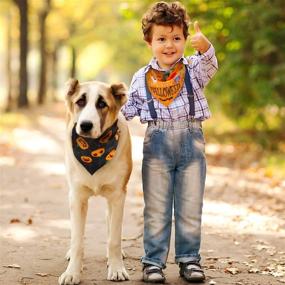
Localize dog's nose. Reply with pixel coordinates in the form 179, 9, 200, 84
80, 121, 93, 132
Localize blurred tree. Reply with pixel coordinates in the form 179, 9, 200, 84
2, 0, 284, 133
69, 23, 77, 78
13, 0, 29, 108
105, 1, 150, 81
49, 41, 61, 101
184, 0, 285, 130
48, 0, 104, 79
5, 6, 13, 112
37, 0, 51, 105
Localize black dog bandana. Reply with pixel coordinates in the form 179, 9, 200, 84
72, 121, 120, 175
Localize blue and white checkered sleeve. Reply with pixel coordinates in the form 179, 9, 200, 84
121, 73, 142, 121
188, 44, 218, 88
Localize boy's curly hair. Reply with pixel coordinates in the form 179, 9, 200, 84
142, 1, 190, 43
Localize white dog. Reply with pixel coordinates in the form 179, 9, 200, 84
59, 79, 132, 285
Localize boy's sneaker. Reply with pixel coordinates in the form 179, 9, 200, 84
179, 261, 205, 283
142, 264, 166, 283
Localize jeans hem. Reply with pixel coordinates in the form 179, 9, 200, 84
175, 254, 201, 264
141, 257, 166, 269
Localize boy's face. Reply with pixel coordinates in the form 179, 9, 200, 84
147, 24, 186, 70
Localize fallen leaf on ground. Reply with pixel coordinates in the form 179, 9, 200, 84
208, 264, 216, 269
252, 244, 272, 251
271, 271, 285, 277
10, 218, 21, 224
206, 249, 215, 253
3, 264, 21, 269
225, 267, 239, 275
19, 276, 34, 283
27, 218, 33, 225
35, 272, 49, 277
248, 267, 260, 273
206, 257, 219, 261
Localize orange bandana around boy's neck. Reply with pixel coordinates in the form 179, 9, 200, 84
146, 62, 185, 107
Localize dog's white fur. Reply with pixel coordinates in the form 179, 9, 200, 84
59, 79, 132, 285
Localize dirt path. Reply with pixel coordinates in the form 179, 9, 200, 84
0, 103, 284, 285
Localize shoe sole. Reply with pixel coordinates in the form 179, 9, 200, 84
143, 280, 165, 284
143, 277, 166, 283
180, 272, 205, 283
180, 276, 205, 283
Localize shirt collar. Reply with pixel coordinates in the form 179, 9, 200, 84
144, 56, 188, 74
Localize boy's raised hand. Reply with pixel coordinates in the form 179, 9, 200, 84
190, 21, 211, 54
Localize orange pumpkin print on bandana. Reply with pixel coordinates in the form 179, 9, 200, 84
81, 156, 92, 163
76, 137, 89, 150
106, 149, 116, 161
146, 62, 185, 107
91, 148, 105, 158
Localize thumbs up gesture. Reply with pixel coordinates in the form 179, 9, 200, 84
190, 21, 211, 53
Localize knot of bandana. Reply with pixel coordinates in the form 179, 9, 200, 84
71, 121, 119, 175
146, 62, 185, 107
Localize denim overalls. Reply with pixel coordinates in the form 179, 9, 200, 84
141, 66, 206, 268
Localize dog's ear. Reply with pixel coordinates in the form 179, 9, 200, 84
110, 83, 128, 107
66, 78, 79, 98
65, 79, 79, 115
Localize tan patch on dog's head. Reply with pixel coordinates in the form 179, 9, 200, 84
67, 78, 79, 96
110, 83, 128, 107
97, 82, 128, 133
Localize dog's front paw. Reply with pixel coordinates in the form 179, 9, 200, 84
58, 270, 81, 285
107, 262, 129, 281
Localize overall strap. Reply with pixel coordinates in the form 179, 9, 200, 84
184, 67, 195, 118
145, 76, 158, 120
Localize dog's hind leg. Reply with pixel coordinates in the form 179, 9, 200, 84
59, 186, 90, 285
106, 192, 129, 281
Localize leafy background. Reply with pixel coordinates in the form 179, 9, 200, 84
0, 0, 284, 178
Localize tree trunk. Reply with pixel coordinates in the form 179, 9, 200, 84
50, 43, 60, 101
37, 0, 51, 105
70, 45, 77, 78
15, 0, 29, 108
5, 10, 13, 112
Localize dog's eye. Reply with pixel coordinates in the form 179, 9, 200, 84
96, 98, 107, 109
76, 94, 86, 107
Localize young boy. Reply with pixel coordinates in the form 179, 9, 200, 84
122, 1, 218, 283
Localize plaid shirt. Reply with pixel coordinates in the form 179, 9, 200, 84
121, 44, 218, 123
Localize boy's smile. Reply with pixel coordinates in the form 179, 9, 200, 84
147, 24, 186, 70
